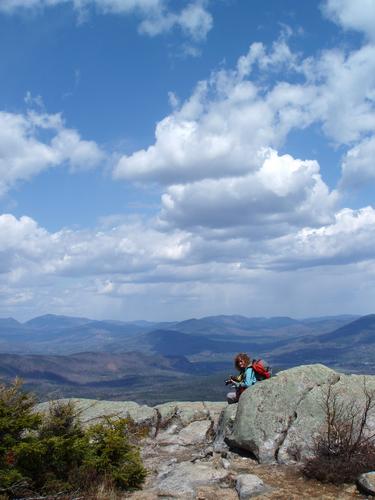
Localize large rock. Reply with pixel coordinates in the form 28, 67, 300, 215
226, 364, 375, 464
278, 373, 375, 463
213, 403, 237, 452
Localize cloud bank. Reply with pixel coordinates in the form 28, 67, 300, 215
2, 204, 375, 319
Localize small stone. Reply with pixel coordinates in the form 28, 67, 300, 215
221, 458, 231, 469
357, 471, 375, 496
236, 474, 266, 499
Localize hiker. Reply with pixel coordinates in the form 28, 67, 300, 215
225, 352, 256, 404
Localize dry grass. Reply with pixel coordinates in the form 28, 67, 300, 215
249, 463, 363, 499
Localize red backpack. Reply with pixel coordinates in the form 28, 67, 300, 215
252, 359, 272, 381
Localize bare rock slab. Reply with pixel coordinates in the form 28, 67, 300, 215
36, 398, 156, 427
154, 461, 229, 498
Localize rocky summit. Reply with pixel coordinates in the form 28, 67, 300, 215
36, 364, 375, 499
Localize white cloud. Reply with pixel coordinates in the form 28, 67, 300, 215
305, 44, 375, 143
139, 1, 212, 41
0, 0, 162, 14
114, 34, 375, 196
322, 0, 375, 40
90, 0, 163, 14
0, 0, 213, 42
1, 15, 375, 319
1, 205, 375, 286
266, 206, 375, 269
2, 206, 375, 320
114, 39, 310, 185
340, 135, 375, 187
0, 110, 104, 195
0, 214, 191, 280
159, 149, 337, 238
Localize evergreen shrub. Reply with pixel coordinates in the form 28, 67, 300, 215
0, 380, 146, 498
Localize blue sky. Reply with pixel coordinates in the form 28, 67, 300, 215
1, 0, 375, 321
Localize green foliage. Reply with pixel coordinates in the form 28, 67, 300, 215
0, 380, 146, 498
83, 418, 147, 489
0, 378, 41, 491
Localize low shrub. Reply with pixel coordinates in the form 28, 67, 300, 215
82, 418, 147, 490
0, 380, 146, 498
303, 379, 375, 484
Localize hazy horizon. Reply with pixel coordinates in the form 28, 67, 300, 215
0, 311, 365, 325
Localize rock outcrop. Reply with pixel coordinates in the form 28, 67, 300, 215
35, 364, 375, 498
224, 364, 375, 464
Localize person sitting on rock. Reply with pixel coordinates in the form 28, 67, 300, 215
225, 352, 257, 404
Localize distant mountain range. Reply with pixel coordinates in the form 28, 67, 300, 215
0, 312, 374, 403
272, 314, 375, 372
0, 313, 359, 355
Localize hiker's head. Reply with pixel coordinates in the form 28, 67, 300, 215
235, 353, 250, 370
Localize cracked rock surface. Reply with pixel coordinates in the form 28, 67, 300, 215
225, 364, 375, 465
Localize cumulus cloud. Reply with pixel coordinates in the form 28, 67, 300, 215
322, 0, 375, 40
0, 0, 213, 42
114, 32, 375, 196
114, 39, 311, 184
0, 109, 104, 195
159, 149, 337, 238
304, 44, 375, 143
114, 40, 375, 185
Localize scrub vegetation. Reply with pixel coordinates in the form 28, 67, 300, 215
0, 379, 146, 499
303, 380, 375, 484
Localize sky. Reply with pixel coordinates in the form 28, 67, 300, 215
1, 0, 375, 322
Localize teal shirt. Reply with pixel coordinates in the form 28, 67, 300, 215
234, 366, 257, 388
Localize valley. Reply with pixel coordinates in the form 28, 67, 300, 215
0, 313, 374, 404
